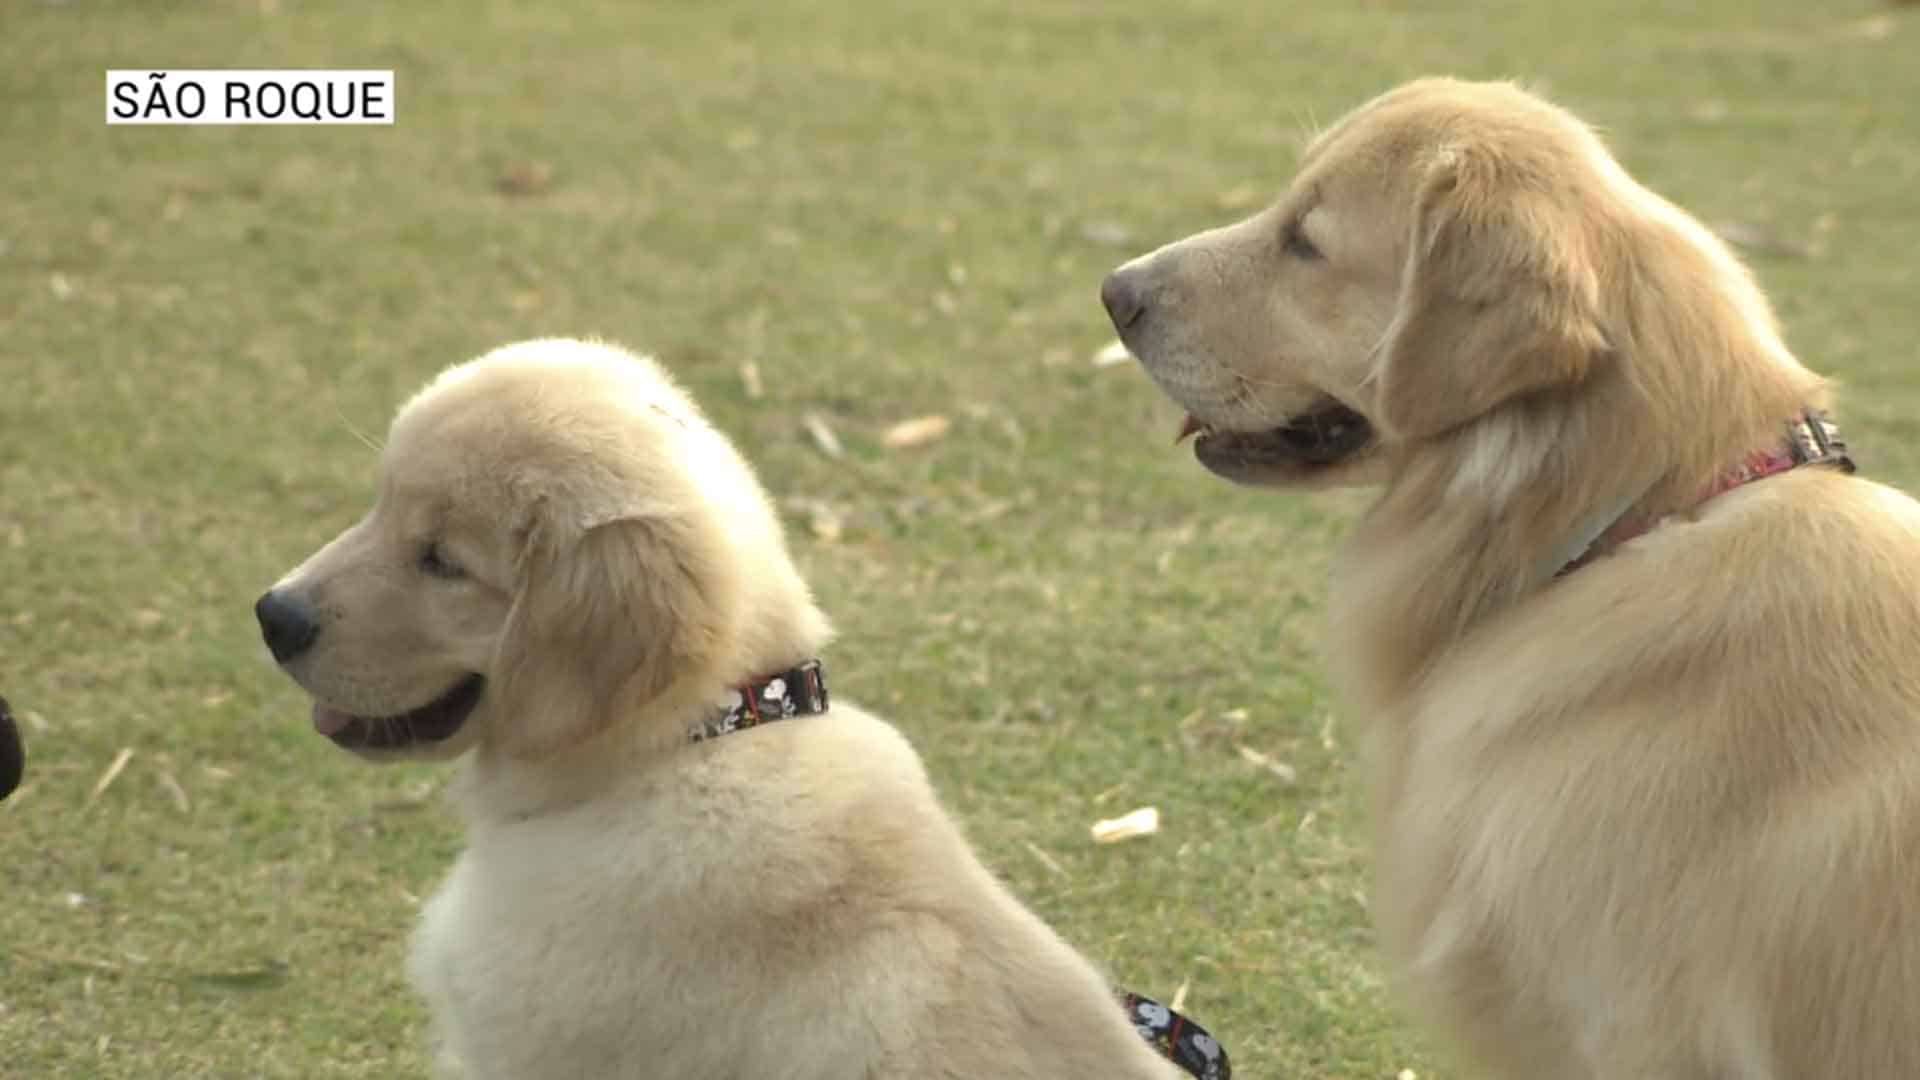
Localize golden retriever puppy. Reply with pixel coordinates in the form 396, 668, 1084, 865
255, 339, 1187, 1080
1102, 78, 1920, 1078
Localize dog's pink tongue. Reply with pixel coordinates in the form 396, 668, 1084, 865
312, 702, 355, 736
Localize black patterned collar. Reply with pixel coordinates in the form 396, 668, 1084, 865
1123, 991, 1232, 1079
689, 660, 830, 743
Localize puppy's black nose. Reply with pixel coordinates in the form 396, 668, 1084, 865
255, 589, 320, 664
1100, 266, 1149, 332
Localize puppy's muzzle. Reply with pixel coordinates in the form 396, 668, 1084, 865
255, 588, 320, 663
1100, 265, 1150, 332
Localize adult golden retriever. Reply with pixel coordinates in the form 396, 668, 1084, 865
1102, 78, 1920, 1078
256, 340, 1185, 1079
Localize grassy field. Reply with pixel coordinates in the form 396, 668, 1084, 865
3, 1, 1917, 1076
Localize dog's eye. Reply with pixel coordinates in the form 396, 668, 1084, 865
1283, 218, 1323, 261
419, 543, 466, 581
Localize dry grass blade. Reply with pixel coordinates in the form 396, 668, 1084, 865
1235, 744, 1299, 784
157, 771, 191, 814
1091, 806, 1160, 844
801, 412, 844, 459
1023, 839, 1068, 878
881, 415, 951, 449
782, 496, 845, 542
1092, 340, 1133, 367
89, 747, 134, 802
808, 509, 843, 542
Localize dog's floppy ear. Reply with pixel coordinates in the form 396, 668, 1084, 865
490, 498, 732, 759
1370, 145, 1610, 441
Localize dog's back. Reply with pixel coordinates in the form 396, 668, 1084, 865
1363, 469, 1920, 1078
412, 702, 1180, 1079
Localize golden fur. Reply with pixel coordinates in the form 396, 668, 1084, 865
1105, 78, 1920, 1077
262, 339, 1181, 1079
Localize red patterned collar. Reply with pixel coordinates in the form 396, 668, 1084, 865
1558, 410, 1854, 578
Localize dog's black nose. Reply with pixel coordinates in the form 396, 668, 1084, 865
255, 589, 320, 663
0, 695, 22, 801
1100, 266, 1149, 332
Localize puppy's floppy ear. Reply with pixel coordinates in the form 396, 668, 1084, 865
490, 499, 733, 759
1371, 145, 1611, 441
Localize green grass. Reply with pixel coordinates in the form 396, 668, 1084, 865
3, 1, 1918, 1075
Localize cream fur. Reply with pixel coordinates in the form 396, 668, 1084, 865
265, 339, 1181, 1079
1108, 78, 1920, 1078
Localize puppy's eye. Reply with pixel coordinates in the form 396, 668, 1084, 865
419, 542, 466, 580
1283, 218, 1323, 261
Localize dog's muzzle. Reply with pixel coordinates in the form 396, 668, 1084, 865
312, 674, 487, 751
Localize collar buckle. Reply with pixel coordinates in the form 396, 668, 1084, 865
1786, 409, 1855, 473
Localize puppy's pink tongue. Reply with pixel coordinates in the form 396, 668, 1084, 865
312, 702, 355, 736
1176, 414, 1206, 444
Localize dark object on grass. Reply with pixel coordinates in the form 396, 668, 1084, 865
0, 695, 22, 800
